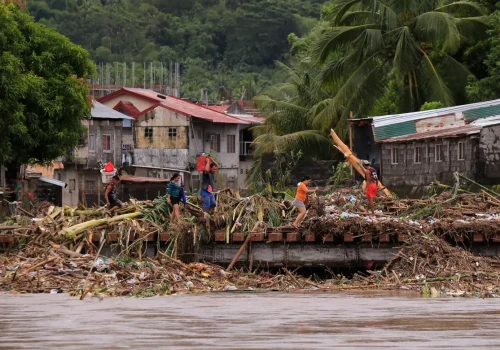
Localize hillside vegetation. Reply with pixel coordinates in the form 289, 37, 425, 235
27, 0, 330, 100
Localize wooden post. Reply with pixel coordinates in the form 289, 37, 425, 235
227, 222, 261, 272
349, 111, 354, 176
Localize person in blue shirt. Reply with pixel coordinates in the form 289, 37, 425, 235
167, 173, 182, 225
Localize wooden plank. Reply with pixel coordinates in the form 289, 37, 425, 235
215, 231, 226, 242
250, 232, 265, 242
159, 233, 171, 242
0, 234, 14, 243
108, 233, 119, 242
361, 233, 372, 242
473, 233, 484, 242
232, 233, 244, 242
268, 232, 283, 242
379, 233, 390, 243
305, 233, 315, 242
397, 233, 407, 242
286, 232, 301, 242
344, 232, 354, 243
454, 235, 464, 243
323, 234, 334, 242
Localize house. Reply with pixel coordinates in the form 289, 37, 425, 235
207, 104, 265, 189
352, 99, 500, 188
98, 88, 252, 190
55, 102, 134, 206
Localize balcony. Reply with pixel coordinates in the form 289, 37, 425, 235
240, 141, 254, 156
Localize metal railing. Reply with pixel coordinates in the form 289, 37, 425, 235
240, 141, 254, 155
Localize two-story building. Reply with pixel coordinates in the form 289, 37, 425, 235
55, 102, 134, 206
98, 88, 251, 190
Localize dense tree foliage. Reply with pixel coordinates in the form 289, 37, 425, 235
0, 3, 94, 167
27, 0, 330, 100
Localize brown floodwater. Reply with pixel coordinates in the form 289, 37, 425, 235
1, 291, 499, 349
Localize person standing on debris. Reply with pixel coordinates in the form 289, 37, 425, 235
202, 158, 219, 212
105, 175, 122, 213
292, 176, 318, 229
168, 173, 182, 225
363, 160, 378, 216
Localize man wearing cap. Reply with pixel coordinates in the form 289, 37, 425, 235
362, 160, 378, 216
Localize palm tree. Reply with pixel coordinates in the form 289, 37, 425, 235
313, 0, 490, 128
247, 60, 334, 186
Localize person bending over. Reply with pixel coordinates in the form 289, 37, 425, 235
105, 175, 122, 213
292, 176, 317, 229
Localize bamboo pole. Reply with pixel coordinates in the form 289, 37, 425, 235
330, 129, 392, 198
349, 111, 354, 177
227, 222, 261, 272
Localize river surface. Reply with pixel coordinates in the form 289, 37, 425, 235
1, 291, 499, 349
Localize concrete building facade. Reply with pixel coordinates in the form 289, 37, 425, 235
98, 88, 254, 190
352, 100, 500, 188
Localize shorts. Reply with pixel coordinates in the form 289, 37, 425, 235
366, 183, 378, 199
108, 200, 122, 209
201, 189, 216, 210
293, 198, 305, 208
170, 196, 181, 205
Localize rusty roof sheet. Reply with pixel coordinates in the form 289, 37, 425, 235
123, 89, 249, 124
120, 175, 169, 184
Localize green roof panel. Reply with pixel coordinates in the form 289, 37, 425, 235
374, 120, 417, 141
464, 105, 500, 121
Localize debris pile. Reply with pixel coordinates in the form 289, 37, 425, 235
349, 233, 500, 297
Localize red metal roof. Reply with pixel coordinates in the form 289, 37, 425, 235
114, 101, 142, 118
99, 88, 249, 125
206, 105, 230, 113
380, 125, 482, 143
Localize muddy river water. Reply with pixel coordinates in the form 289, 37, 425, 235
1, 291, 499, 349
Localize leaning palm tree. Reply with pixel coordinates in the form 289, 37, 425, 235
247, 60, 334, 186
313, 0, 490, 128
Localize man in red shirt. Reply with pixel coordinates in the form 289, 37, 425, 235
362, 160, 378, 216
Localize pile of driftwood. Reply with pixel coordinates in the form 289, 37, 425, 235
347, 233, 500, 297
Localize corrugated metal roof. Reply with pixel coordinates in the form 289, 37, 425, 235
206, 105, 230, 113
464, 104, 500, 121
92, 102, 134, 120
123, 89, 249, 125
361, 99, 500, 141
379, 125, 482, 143
39, 176, 67, 188
228, 114, 265, 125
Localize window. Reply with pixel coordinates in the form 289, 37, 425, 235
85, 180, 96, 194
69, 179, 76, 191
391, 147, 399, 164
145, 127, 153, 138
123, 119, 132, 128
89, 134, 96, 152
102, 134, 111, 152
414, 146, 421, 164
168, 127, 178, 139
240, 169, 243, 175
122, 144, 133, 151
458, 142, 465, 160
210, 134, 221, 152
245, 169, 249, 174
435, 144, 444, 162
227, 135, 236, 153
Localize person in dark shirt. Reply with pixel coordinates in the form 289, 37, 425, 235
105, 175, 122, 213
201, 158, 218, 211
168, 173, 182, 225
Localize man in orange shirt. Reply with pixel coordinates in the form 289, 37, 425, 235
292, 176, 318, 229
363, 160, 378, 216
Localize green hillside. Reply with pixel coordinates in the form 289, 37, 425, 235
27, 0, 331, 100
